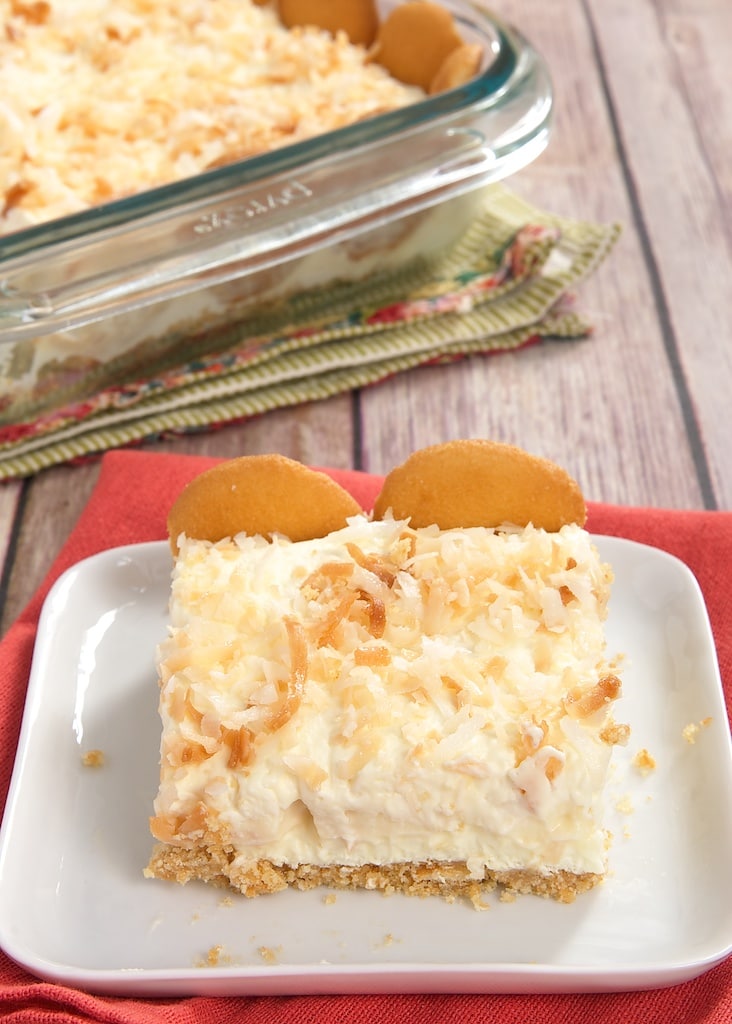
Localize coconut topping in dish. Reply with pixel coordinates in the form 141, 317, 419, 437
0, 0, 426, 232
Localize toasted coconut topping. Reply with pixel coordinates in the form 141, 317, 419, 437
268, 616, 308, 731
564, 675, 621, 719
1, 0, 425, 232
222, 725, 254, 770
354, 644, 391, 667
345, 542, 399, 587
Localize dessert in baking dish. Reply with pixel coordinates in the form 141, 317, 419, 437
0, 0, 480, 232
0, 0, 491, 427
146, 441, 626, 905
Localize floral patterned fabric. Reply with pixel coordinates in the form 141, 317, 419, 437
0, 188, 620, 480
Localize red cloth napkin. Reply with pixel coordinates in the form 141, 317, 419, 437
0, 449, 730, 1023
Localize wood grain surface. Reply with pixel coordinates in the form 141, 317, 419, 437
1, 0, 730, 637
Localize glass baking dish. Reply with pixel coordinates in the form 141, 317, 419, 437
0, 1, 552, 427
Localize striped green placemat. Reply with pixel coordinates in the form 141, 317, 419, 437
0, 187, 620, 480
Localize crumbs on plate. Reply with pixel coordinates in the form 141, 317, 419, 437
632, 748, 656, 774
615, 795, 634, 816
683, 717, 712, 744
193, 944, 234, 968
81, 749, 105, 767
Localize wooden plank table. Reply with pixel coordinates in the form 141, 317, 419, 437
1, 0, 730, 637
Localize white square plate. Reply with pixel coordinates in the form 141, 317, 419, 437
0, 537, 730, 996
